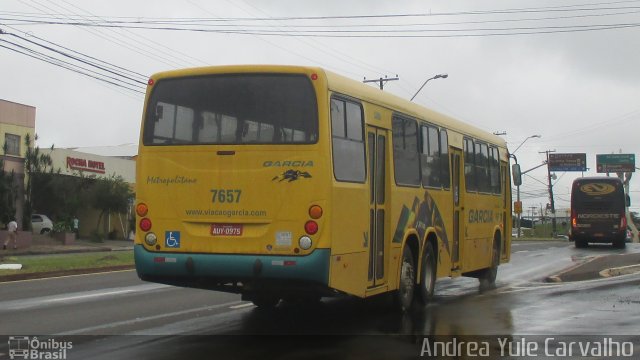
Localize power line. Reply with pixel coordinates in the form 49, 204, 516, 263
3, 1, 640, 39
15, 0, 188, 69
4, 7, 640, 28
0, 27, 146, 94
0, 38, 144, 94
4, 18, 640, 37
6, 1, 640, 22
231, 0, 398, 77
53, 0, 205, 67
8, 32, 146, 86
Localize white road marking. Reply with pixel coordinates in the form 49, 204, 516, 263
0, 283, 170, 311
58, 300, 244, 335
0, 269, 136, 285
229, 302, 254, 309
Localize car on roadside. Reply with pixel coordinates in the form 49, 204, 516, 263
31, 214, 53, 234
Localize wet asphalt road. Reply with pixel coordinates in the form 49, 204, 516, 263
1, 240, 639, 359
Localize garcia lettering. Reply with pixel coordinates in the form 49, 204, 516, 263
263, 160, 314, 167
469, 209, 494, 223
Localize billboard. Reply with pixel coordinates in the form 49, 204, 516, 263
596, 154, 635, 173
548, 153, 587, 172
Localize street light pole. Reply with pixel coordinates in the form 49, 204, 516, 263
410, 74, 448, 101
513, 134, 541, 154
513, 134, 542, 238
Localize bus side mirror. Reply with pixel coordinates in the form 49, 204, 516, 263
512, 164, 522, 186
626, 194, 631, 207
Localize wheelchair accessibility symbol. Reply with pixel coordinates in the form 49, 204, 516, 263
165, 231, 181, 248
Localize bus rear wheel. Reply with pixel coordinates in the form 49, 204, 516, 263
417, 242, 436, 305
395, 246, 415, 312
479, 238, 499, 291
250, 293, 280, 309
613, 238, 626, 249
575, 239, 588, 248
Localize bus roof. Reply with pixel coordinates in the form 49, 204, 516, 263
149, 64, 506, 150
322, 68, 506, 149
572, 176, 624, 184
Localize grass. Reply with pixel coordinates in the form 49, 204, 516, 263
0, 250, 134, 275
513, 222, 571, 240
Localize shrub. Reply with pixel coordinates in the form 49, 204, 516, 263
52, 221, 72, 233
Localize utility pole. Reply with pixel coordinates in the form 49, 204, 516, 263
363, 75, 399, 90
541, 150, 557, 237
618, 171, 639, 243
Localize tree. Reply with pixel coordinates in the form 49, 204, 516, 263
90, 174, 133, 239
23, 133, 54, 230
0, 145, 18, 225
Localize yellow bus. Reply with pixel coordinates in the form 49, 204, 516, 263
134, 65, 513, 310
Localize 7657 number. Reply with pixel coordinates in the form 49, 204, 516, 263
210, 189, 242, 203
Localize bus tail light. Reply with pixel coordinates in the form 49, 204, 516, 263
304, 220, 318, 235
621, 214, 627, 231
571, 209, 577, 228
136, 203, 149, 217
140, 218, 152, 232
309, 205, 323, 219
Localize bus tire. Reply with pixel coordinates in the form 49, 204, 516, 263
283, 294, 322, 307
613, 238, 626, 249
479, 237, 499, 291
417, 242, 436, 305
251, 294, 280, 309
395, 246, 415, 312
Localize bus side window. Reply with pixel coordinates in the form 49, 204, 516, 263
463, 138, 477, 192
420, 124, 441, 188
440, 129, 450, 189
489, 146, 501, 194
331, 97, 365, 182
392, 116, 420, 187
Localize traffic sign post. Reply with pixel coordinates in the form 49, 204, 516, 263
514, 201, 522, 214
596, 154, 635, 173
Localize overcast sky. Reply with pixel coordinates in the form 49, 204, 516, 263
1, 0, 639, 215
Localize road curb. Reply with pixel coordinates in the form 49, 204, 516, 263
546, 252, 640, 282
544, 256, 599, 283
599, 264, 640, 278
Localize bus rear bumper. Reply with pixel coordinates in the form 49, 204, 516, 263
134, 245, 330, 292
570, 232, 625, 244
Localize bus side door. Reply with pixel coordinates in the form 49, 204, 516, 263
367, 126, 389, 288
451, 148, 463, 271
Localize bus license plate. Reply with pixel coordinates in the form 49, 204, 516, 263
211, 224, 243, 236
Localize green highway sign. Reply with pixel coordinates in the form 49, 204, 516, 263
596, 154, 635, 173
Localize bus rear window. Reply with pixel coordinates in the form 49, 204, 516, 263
143, 74, 318, 145
572, 179, 624, 210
